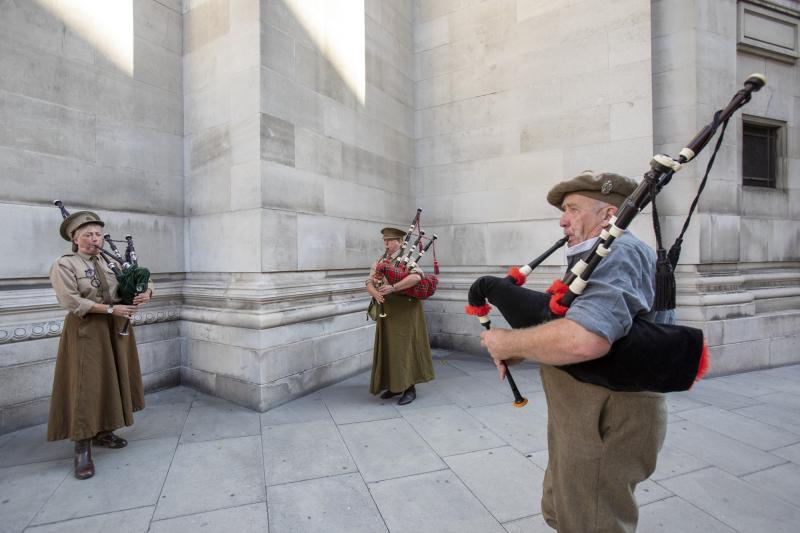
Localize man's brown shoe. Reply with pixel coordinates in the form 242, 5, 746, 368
74, 439, 95, 480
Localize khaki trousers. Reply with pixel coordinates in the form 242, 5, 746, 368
540, 365, 667, 532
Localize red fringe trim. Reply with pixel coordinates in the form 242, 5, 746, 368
506, 267, 527, 286
465, 304, 492, 317
546, 279, 569, 316
694, 342, 711, 384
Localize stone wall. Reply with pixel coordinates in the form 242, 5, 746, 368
179, 0, 415, 410
415, 0, 660, 353
0, 0, 185, 434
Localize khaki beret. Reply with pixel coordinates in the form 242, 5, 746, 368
381, 227, 406, 240
547, 170, 638, 210
60, 211, 104, 241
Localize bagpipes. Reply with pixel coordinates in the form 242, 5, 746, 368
54, 201, 151, 336
466, 73, 766, 402
373, 209, 439, 318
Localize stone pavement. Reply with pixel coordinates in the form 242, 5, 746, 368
1, 350, 800, 533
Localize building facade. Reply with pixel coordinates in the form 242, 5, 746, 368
1, 0, 798, 434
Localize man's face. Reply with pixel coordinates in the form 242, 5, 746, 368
384, 238, 402, 254
559, 194, 616, 246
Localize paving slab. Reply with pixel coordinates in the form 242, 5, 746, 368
115, 402, 190, 442
444, 446, 545, 522
650, 444, 709, 481
262, 418, 356, 486
664, 420, 785, 476
501, 514, 553, 533
660, 467, 800, 533
401, 404, 505, 456
369, 469, 506, 533
470, 368, 544, 396
634, 479, 672, 506
149, 502, 268, 533
773, 442, 800, 464
180, 402, 261, 443
144, 386, 198, 406
268, 473, 387, 533
31, 437, 177, 525
638, 496, 737, 533
391, 379, 454, 410
663, 392, 709, 413
153, 435, 265, 520
741, 462, 800, 508
445, 357, 502, 375
24, 506, 154, 533
0, 425, 72, 468
426, 359, 470, 379
469, 395, 549, 453
435, 375, 510, 409
706, 373, 783, 397
259, 393, 332, 426
735, 401, 800, 435
319, 384, 401, 425
338, 417, 445, 482
678, 405, 800, 450
673, 380, 762, 410
0, 460, 70, 533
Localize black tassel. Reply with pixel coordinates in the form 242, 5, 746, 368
654, 248, 676, 311
667, 237, 683, 270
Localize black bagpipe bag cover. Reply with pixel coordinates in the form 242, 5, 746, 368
468, 276, 705, 393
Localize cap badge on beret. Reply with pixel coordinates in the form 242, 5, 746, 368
601, 178, 613, 195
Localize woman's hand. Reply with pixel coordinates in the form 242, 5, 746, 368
112, 305, 138, 318
377, 284, 395, 295
133, 289, 152, 306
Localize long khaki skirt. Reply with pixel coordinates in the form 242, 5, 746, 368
369, 294, 435, 395
47, 313, 144, 441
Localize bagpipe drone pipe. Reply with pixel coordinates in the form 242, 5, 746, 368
465, 73, 767, 396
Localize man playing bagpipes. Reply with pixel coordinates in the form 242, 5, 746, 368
365, 226, 436, 406
480, 171, 669, 532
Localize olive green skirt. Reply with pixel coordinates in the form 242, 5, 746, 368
47, 313, 144, 441
369, 293, 435, 395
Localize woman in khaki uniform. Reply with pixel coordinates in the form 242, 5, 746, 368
48, 211, 153, 479
366, 227, 435, 405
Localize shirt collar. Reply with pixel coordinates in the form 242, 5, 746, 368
564, 236, 599, 258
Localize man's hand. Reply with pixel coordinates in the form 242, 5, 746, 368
492, 356, 525, 380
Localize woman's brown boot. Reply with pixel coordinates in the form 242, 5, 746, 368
74, 439, 95, 480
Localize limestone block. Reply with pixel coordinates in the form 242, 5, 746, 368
415, 15, 449, 53
260, 0, 315, 49
0, 39, 100, 113
295, 127, 343, 178
231, 161, 262, 211
366, 16, 413, 78
188, 210, 262, 272
0, 397, 49, 436
417, 123, 518, 167
232, 114, 261, 166
446, 0, 515, 45
96, 121, 183, 176
768, 219, 800, 262
0, 360, 55, 405
261, 22, 295, 78
184, 0, 230, 54
184, 81, 230, 136
342, 144, 412, 195
0, 1, 71, 57
135, 0, 182, 54
365, 84, 413, 137
740, 218, 770, 263
414, 73, 453, 110
187, 156, 231, 215
133, 36, 182, 94
189, 121, 230, 171
379, 1, 413, 49
296, 214, 379, 270
142, 367, 181, 391
312, 325, 374, 367
610, 99, 653, 141
183, 37, 232, 95
0, 91, 95, 162
770, 334, 800, 366
697, 214, 741, 263
366, 50, 413, 107
187, 338, 261, 383
132, 321, 182, 344
95, 74, 183, 136
708, 339, 771, 376
0, 337, 58, 367
261, 112, 296, 166
609, 21, 651, 67
260, 161, 324, 213
486, 221, 565, 268
137, 338, 182, 375
261, 209, 298, 271
324, 179, 398, 221
180, 365, 216, 394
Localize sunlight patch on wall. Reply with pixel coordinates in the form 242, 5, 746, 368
35, 0, 134, 76
285, 0, 366, 105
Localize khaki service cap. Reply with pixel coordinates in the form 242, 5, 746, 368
59, 211, 105, 241
381, 227, 406, 240
547, 170, 638, 210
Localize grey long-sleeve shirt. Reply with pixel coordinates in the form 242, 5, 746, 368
565, 231, 673, 344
